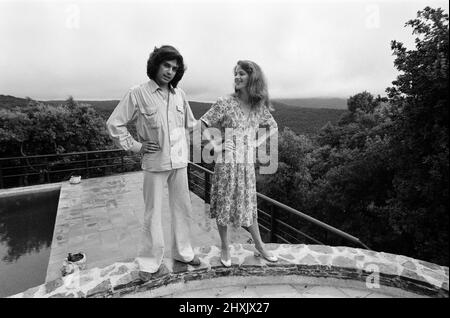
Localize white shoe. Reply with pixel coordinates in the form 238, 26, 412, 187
220, 248, 231, 267
254, 248, 278, 262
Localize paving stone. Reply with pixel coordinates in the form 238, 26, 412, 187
49, 293, 75, 298
317, 255, 332, 265
363, 262, 399, 276
289, 244, 306, 253
299, 254, 319, 265
402, 260, 417, 271
332, 256, 357, 268
86, 279, 112, 297
346, 248, 358, 254
279, 253, 295, 260
242, 244, 256, 253
209, 256, 223, 268
418, 260, 442, 271
361, 250, 377, 257
422, 268, 448, 282
77, 291, 86, 298
309, 245, 334, 254
114, 271, 141, 289
22, 286, 41, 298
152, 264, 170, 279
45, 278, 63, 294
230, 256, 240, 265
400, 269, 426, 282
380, 252, 398, 263
172, 261, 189, 273
100, 265, 116, 277
242, 254, 264, 266
232, 245, 242, 252
110, 265, 129, 276
365, 292, 392, 298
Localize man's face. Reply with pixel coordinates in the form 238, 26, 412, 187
155, 59, 179, 86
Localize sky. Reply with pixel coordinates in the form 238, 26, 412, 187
0, 0, 448, 102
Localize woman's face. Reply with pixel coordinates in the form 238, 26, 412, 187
234, 65, 249, 91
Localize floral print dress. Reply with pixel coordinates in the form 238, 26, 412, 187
200, 95, 278, 227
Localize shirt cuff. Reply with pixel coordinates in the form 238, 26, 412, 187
130, 141, 143, 153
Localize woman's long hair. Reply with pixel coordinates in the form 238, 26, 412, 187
233, 60, 273, 111
146, 45, 186, 88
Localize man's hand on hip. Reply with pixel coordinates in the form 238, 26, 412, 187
139, 141, 160, 154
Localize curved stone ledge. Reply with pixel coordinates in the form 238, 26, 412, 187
9, 244, 449, 298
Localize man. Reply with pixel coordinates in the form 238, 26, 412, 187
106, 45, 200, 276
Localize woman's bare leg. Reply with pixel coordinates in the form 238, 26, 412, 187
217, 221, 230, 260
245, 217, 277, 260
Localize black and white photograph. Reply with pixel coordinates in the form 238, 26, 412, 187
0, 0, 448, 303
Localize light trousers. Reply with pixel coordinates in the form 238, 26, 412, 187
135, 167, 195, 273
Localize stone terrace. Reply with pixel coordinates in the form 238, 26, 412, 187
7, 172, 450, 298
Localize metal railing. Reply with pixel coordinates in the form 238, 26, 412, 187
0, 150, 370, 250
0, 149, 141, 189
187, 161, 370, 250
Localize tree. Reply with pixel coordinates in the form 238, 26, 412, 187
257, 7, 448, 265
0, 97, 113, 157
384, 7, 449, 265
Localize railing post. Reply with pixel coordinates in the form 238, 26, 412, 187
0, 161, 4, 189
46, 163, 50, 183
205, 171, 210, 204
270, 205, 277, 243
85, 153, 89, 178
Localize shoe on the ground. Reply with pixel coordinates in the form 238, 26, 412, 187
175, 254, 201, 266
220, 248, 231, 267
254, 247, 278, 262
139, 270, 154, 282
139, 263, 170, 281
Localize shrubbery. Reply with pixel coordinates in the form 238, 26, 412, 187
0, 97, 112, 157
258, 7, 449, 265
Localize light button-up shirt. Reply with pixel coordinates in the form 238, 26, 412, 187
106, 79, 196, 172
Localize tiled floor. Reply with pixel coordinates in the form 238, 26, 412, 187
46, 171, 252, 282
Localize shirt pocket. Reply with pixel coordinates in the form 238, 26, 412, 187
140, 106, 160, 129
175, 103, 185, 127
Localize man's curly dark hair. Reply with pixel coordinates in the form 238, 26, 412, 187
146, 45, 186, 88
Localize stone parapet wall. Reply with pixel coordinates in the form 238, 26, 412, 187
9, 244, 449, 298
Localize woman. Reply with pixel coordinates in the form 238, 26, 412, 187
200, 60, 278, 267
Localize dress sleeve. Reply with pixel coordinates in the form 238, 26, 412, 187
200, 97, 226, 128
106, 89, 142, 153
259, 107, 278, 130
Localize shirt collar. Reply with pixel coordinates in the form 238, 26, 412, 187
148, 79, 175, 94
